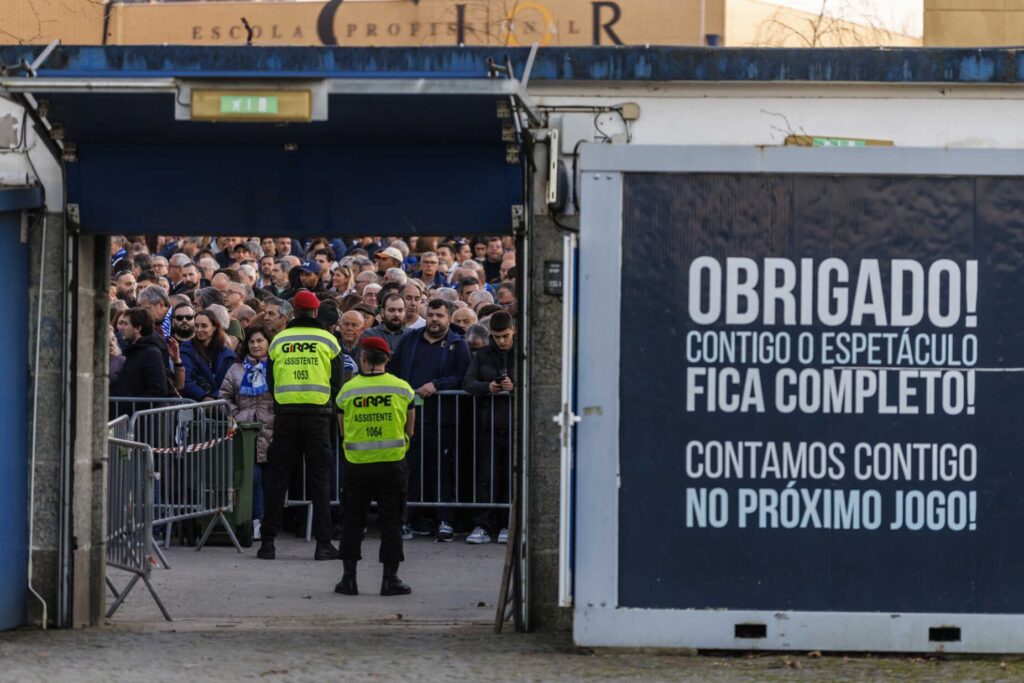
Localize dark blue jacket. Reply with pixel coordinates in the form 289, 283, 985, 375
388, 326, 470, 393
180, 339, 236, 401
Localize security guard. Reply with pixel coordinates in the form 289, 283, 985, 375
335, 336, 415, 596
258, 289, 343, 561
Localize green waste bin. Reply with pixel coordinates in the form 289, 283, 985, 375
202, 420, 260, 548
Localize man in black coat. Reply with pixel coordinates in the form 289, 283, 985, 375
112, 308, 169, 407
462, 310, 515, 545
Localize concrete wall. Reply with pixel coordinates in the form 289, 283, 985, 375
69, 234, 109, 627
527, 144, 573, 631
27, 211, 67, 627
27, 217, 106, 628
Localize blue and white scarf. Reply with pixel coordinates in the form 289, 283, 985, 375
240, 358, 269, 397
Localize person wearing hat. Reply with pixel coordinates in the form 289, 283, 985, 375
258, 289, 343, 561
296, 260, 325, 293
334, 336, 415, 596
374, 246, 405, 276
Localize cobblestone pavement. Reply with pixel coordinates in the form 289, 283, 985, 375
2, 537, 1020, 681
0, 621, 1020, 683
106, 533, 505, 622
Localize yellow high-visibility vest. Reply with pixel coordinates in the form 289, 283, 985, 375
336, 372, 414, 464
268, 325, 340, 405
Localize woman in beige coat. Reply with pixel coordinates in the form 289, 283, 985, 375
219, 325, 274, 540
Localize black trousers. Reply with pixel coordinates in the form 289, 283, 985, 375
340, 460, 405, 564
472, 424, 511, 535
262, 412, 334, 544
408, 422, 456, 525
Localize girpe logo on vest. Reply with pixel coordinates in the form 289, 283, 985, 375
281, 342, 319, 353
354, 395, 393, 408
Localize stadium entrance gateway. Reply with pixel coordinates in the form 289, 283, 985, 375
0, 45, 546, 629
11, 42, 1024, 651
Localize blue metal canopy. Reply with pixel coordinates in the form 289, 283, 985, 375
0, 46, 540, 236
2, 44, 1023, 235
2, 45, 1022, 83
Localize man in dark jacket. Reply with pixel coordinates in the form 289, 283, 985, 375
388, 299, 471, 541
462, 311, 515, 544
362, 292, 407, 351
112, 308, 169, 409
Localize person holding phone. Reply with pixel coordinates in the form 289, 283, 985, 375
461, 310, 515, 545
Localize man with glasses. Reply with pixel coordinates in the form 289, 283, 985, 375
497, 283, 516, 312
415, 251, 447, 288
171, 304, 196, 342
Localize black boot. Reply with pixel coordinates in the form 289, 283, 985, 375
381, 563, 412, 596
314, 541, 340, 561
335, 560, 358, 595
256, 537, 276, 560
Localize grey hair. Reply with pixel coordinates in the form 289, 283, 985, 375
197, 256, 220, 272
385, 267, 408, 286
204, 304, 231, 331
137, 284, 170, 307
432, 287, 459, 304
266, 297, 293, 317
237, 264, 257, 283
169, 253, 192, 267
390, 239, 410, 258
465, 324, 490, 346
194, 287, 224, 310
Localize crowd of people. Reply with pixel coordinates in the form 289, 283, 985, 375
108, 234, 517, 547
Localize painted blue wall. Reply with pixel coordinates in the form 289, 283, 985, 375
0, 209, 29, 630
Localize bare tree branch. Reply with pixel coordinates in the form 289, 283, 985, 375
755, 0, 891, 48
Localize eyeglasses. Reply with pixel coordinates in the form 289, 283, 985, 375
174, 314, 195, 321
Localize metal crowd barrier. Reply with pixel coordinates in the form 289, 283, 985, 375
285, 390, 513, 541
109, 395, 195, 420
128, 400, 243, 554
408, 390, 513, 509
105, 423, 171, 621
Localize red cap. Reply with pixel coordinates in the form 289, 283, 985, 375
361, 336, 391, 357
293, 290, 320, 311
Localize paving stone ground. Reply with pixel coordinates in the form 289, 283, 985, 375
2, 536, 1019, 681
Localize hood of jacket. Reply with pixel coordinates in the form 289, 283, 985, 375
127, 332, 165, 355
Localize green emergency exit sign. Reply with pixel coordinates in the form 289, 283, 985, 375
785, 134, 894, 148
220, 95, 279, 115
811, 137, 865, 147
191, 90, 312, 122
